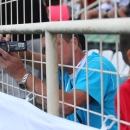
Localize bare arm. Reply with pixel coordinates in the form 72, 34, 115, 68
59, 90, 92, 116
19, 49, 47, 75
26, 73, 92, 116
0, 48, 92, 116
25, 71, 92, 116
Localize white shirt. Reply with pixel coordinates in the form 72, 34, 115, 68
117, 0, 130, 7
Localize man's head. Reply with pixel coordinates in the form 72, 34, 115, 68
42, 34, 83, 65
62, 34, 82, 50
120, 34, 130, 66
57, 34, 83, 66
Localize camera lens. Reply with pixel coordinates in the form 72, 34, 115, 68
0, 40, 8, 52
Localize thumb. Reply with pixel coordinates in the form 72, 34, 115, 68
5, 34, 11, 42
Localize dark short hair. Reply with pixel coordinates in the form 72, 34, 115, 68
62, 34, 82, 49
120, 34, 130, 65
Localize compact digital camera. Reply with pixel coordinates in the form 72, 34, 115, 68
0, 40, 27, 52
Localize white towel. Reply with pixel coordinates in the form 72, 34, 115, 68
0, 92, 100, 130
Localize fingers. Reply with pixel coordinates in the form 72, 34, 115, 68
0, 34, 11, 42
0, 54, 7, 68
0, 34, 4, 40
0, 48, 12, 60
5, 34, 11, 42
9, 52, 19, 58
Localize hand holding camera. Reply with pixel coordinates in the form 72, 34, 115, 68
0, 34, 27, 82
0, 40, 27, 52
0, 34, 27, 52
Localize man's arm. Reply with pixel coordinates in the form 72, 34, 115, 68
59, 90, 92, 116
0, 48, 92, 116
23, 70, 92, 116
19, 49, 47, 76
26, 72, 92, 116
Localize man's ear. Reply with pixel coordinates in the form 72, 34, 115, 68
127, 49, 130, 61
70, 37, 79, 51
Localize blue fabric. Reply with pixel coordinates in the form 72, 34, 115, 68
58, 52, 122, 130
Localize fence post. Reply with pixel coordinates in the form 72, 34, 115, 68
45, 31, 59, 116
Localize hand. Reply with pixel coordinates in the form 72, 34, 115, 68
0, 34, 29, 59
0, 48, 27, 82
0, 34, 11, 42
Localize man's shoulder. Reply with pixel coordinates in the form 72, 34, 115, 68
88, 52, 113, 64
87, 52, 117, 71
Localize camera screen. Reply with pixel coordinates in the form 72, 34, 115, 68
18, 42, 25, 48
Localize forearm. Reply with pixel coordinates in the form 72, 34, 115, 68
25, 73, 48, 108
59, 90, 87, 116
19, 50, 46, 73
18, 49, 32, 60
25, 73, 47, 97
59, 91, 74, 116
26, 51, 46, 71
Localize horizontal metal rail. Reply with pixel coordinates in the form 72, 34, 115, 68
0, 18, 130, 34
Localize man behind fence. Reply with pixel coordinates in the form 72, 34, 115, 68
0, 34, 121, 130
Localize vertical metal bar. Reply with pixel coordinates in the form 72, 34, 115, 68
23, 0, 26, 40
40, 35, 44, 111
22, 0, 26, 66
22, 0, 28, 98
84, 0, 87, 19
98, 0, 101, 19
39, 0, 44, 109
114, 1, 118, 18
10, 1, 13, 40
16, 0, 19, 40
15, 0, 20, 97
71, 0, 74, 20
49, 0, 51, 21
0, 0, 3, 93
5, 0, 7, 25
60, 34, 65, 118
23, 0, 26, 71
30, 35, 35, 106
45, 31, 59, 116
85, 34, 89, 125
10, 0, 15, 97
10, 0, 12, 25
31, 0, 33, 23
30, 0, 35, 105
115, 35, 120, 130
99, 35, 104, 124
99, 0, 104, 123
72, 34, 76, 122
60, 0, 62, 21
0, 0, 1, 25
23, 0, 25, 24
4, 0, 8, 95
39, 0, 42, 22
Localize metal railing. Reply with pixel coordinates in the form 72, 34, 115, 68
0, 18, 130, 115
